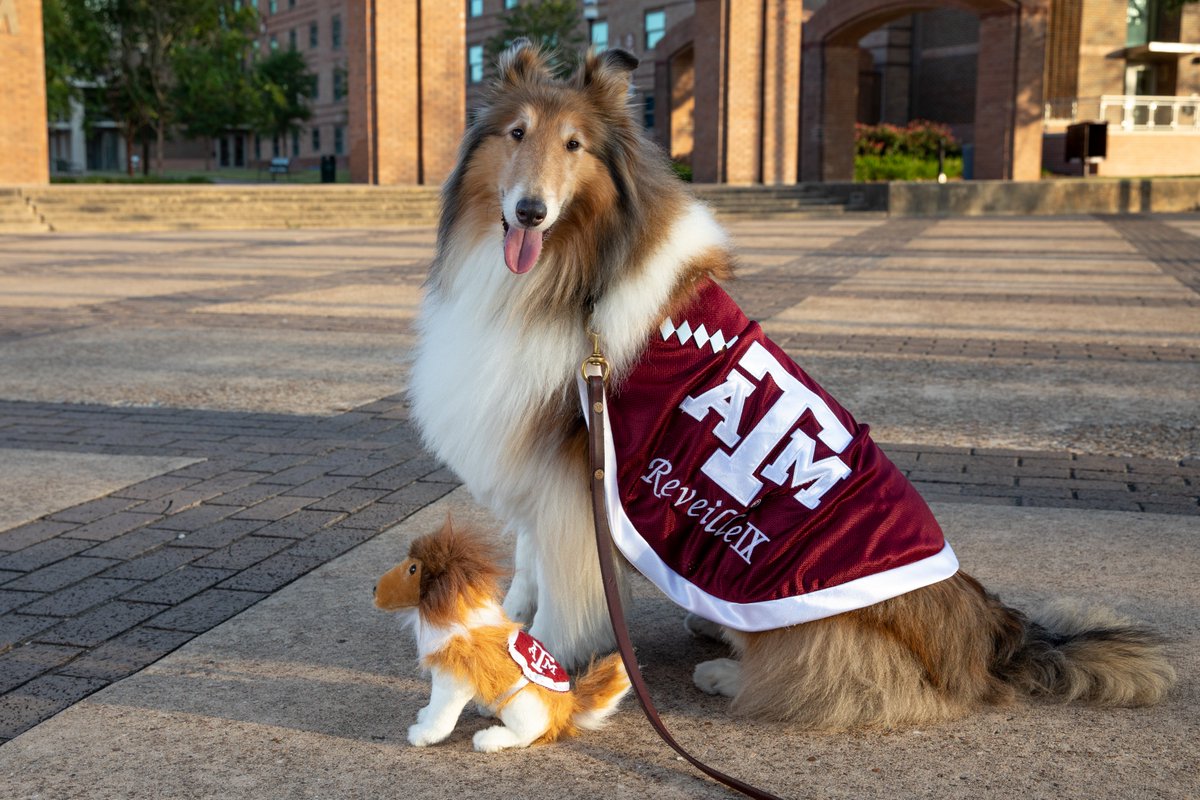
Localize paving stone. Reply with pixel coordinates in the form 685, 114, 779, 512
247, 510, 345, 540
66, 511, 163, 542
18, 578, 142, 617
81, 527, 180, 560
3, 557, 121, 593
373, 480, 458, 514
129, 489, 222, 516
205, 482, 286, 507
285, 526, 377, 562
111, 475, 201, 501
0, 674, 109, 739
121, 567, 234, 605
351, 456, 443, 490
217, 554, 327, 593
169, 518, 266, 549
56, 626, 193, 682
305, 488, 389, 513
192, 536, 293, 570
154, 503, 241, 531
0, 614, 60, 651
419, 467, 461, 484
0, 643, 83, 693
241, 453, 315, 473
101, 546, 207, 582
0, 520, 79, 552
231, 495, 318, 521
185, 470, 266, 494
282, 474, 362, 497
47, 496, 138, 525
0, 537, 92, 573
0, 590, 42, 615
260, 465, 333, 486
147, 589, 266, 633
35, 600, 167, 648
0, 570, 20, 584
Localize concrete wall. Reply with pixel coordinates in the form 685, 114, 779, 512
883, 177, 1200, 215
1044, 130, 1200, 178
0, 0, 49, 184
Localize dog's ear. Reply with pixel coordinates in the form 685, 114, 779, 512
574, 48, 639, 103
496, 38, 554, 87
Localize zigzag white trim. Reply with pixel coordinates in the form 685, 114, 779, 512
660, 317, 738, 354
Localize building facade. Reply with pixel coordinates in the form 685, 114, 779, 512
19, 0, 1200, 184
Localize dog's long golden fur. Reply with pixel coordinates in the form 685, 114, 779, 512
412, 41, 1175, 731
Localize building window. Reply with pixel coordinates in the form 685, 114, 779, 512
469, 0, 483, 16
311, 127, 321, 153
269, 34, 279, 51
309, 22, 318, 48
288, 29, 297, 50
272, 135, 280, 157
590, 20, 608, 51
505, 0, 518, 9
645, 10, 666, 51
291, 130, 300, 158
468, 45, 484, 83
333, 66, 347, 100
254, 135, 262, 162
310, 72, 319, 100
643, 93, 655, 129
331, 14, 342, 50
334, 126, 345, 156
1126, 0, 1160, 47
268, 0, 277, 14
288, 0, 296, 7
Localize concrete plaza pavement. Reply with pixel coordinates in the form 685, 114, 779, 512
0, 214, 1197, 798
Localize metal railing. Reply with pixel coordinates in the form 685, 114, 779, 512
1044, 95, 1200, 130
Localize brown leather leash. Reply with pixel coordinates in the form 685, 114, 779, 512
583, 339, 784, 800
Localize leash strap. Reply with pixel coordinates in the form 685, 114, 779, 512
586, 370, 784, 800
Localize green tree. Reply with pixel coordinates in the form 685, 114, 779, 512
251, 48, 316, 156
484, 0, 586, 80
171, 4, 261, 169
42, 0, 108, 122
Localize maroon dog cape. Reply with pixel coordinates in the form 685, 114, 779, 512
582, 279, 958, 632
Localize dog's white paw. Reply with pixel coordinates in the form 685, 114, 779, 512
694, 658, 742, 698
407, 721, 451, 748
472, 725, 523, 753
684, 613, 724, 642
502, 591, 537, 626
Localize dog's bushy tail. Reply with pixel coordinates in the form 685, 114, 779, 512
570, 653, 632, 730
994, 599, 1175, 706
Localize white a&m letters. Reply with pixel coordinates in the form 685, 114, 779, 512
680, 341, 852, 509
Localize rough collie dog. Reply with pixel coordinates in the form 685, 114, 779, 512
409, 41, 1175, 730
374, 521, 630, 751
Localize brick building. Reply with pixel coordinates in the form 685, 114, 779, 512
12, 0, 1200, 184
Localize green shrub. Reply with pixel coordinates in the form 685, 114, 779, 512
854, 154, 963, 182
52, 174, 214, 184
670, 161, 693, 182
855, 120, 961, 160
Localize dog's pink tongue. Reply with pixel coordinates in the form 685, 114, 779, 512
503, 226, 542, 274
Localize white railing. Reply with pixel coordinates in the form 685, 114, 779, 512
1044, 95, 1200, 130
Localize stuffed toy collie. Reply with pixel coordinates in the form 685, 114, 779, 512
408, 41, 1174, 730
374, 521, 631, 751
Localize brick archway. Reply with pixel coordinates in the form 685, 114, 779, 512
801, 0, 1049, 181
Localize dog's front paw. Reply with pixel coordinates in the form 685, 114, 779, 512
407, 721, 452, 747
694, 658, 742, 698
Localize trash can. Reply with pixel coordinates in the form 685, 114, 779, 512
320, 155, 336, 184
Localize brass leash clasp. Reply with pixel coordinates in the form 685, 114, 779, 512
581, 330, 611, 383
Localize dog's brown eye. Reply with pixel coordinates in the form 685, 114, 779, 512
408, 564, 417, 575
510, 128, 524, 141
566, 139, 581, 152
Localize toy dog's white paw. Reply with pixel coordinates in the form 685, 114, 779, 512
472, 725, 522, 753
407, 721, 451, 747
694, 658, 742, 698
684, 613, 724, 642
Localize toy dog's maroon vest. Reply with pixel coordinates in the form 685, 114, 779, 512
584, 279, 958, 632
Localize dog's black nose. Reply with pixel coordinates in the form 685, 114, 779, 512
515, 197, 547, 227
